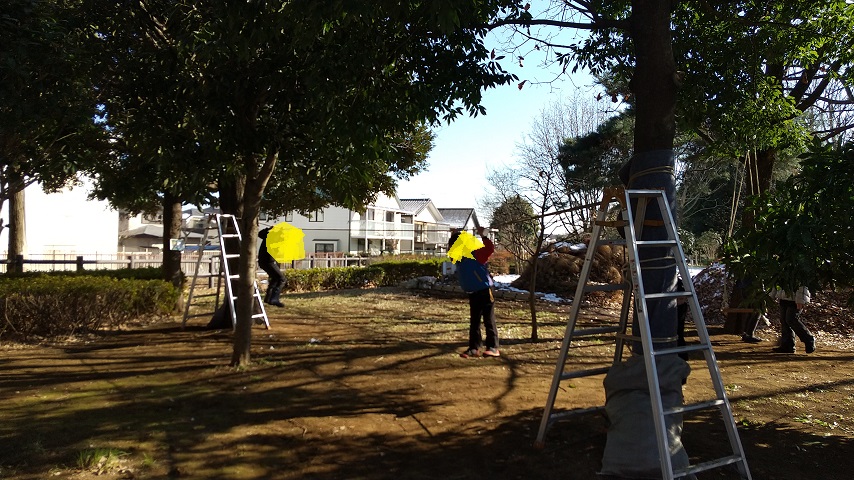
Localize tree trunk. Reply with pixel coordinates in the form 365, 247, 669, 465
161, 194, 184, 312
211, 173, 246, 332
601, 1, 688, 478
8, 185, 26, 273
230, 153, 278, 367
528, 255, 539, 342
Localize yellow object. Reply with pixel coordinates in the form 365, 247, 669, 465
265, 222, 306, 262
448, 231, 484, 263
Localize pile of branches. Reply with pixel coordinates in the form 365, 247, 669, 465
511, 243, 627, 297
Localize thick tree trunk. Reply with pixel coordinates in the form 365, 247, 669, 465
8, 186, 26, 273
230, 153, 278, 367
601, 1, 688, 477
161, 194, 184, 312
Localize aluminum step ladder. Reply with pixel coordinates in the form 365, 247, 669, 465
182, 213, 270, 330
534, 187, 751, 480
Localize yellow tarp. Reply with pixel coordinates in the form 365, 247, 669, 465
265, 222, 306, 262
447, 231, 484, 263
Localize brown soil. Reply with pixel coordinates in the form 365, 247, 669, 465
1, 287, 852, 480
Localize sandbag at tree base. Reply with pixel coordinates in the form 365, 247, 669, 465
600, 355, 693, 479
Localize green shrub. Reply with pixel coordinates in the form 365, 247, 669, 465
2, 266, 175, 282
280, 260, 442, 292
0, 276, 179, 341
370, 259, 443, 286
283, 266, 385, 292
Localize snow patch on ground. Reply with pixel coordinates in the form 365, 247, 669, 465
492, 266, 706, 304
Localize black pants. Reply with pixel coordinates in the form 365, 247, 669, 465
778, 299, 813, 349
259, 260, 285, 294
468, 288, 498, 351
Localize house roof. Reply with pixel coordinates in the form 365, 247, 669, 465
120, 224, 203, 240
437, 208, 478, 229
398, 198, 431, 215
119, 224, 163, 239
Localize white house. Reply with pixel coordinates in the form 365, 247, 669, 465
268, 193, 417, 256
398, 198, 452, 253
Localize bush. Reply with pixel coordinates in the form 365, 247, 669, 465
281, 260, 443, 292
370, 259, 443, 286
283, 266, 386, 292
0, 275, 179, 341
2, 266, 178, 282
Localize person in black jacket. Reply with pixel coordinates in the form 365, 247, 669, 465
258, 227, 285, 307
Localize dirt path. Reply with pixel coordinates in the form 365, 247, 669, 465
1, 288, 852, 479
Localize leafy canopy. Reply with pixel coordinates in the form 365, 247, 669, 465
723, 141, 854, 303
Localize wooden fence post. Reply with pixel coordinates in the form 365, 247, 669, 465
76, 256, 84, 272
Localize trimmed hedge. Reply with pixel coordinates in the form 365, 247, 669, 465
0, 273, 180, 341
3, 266, 177, 282
282, 259, 444, 292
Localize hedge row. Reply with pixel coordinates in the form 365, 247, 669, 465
0, 272, 180, 341
282, 259, 444, 292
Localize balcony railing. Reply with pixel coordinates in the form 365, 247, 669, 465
350, 220, 414, 239
416, 229, 451, 245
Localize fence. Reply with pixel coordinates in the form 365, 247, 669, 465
0, 252, 372, 277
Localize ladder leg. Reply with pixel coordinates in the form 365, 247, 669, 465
534, 203, 613, 447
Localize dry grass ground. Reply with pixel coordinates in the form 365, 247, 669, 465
1, 287, 852, 479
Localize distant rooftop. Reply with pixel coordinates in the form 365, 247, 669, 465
398, 198, 432, 215
437, 208, 476, 229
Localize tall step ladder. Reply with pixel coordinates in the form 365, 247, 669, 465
182, 214, 270, 330
534, 187, 751, 480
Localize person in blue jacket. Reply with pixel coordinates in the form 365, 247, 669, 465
449, 227, 500, 358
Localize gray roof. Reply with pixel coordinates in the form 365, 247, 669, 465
119, 224, 163, 238
120, 224, 203, 240
398, 198, 432, 215
437, 208, 477, 229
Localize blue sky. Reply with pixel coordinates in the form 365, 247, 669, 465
397, 31, 598, 221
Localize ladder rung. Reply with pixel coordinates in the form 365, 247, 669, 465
251, 313, 266, 319
190, 293, 220, 299
227, 275, 240, 280
665, 399, 725, 415
560, 366, 611, 380
224, 254, 240, 259
571, 326, 623, 337
192, 273, 220, 279
643, 291, 693, 300
221, 233, 240, 238
675, 455, 745, 478
594, 220, 628, 227
615, 333, 641, 342
627, 189, 666, 196
583, 283, 629, 292
635, 239, 677, 247
653, 343, 709, 357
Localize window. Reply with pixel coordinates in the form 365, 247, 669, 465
385, 211, 394, 222
365, 208, 375, 220
315, 243, 335, 253
308, 209, 324, 222
285, 212, 294, 222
